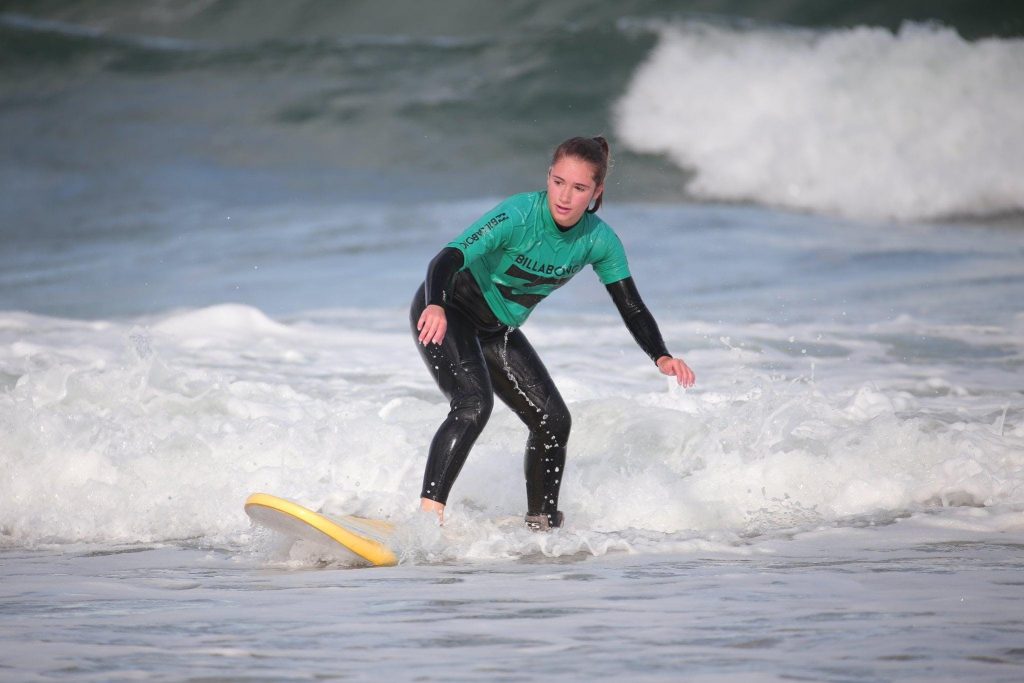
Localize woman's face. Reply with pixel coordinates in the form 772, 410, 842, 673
546, 155, 603, 228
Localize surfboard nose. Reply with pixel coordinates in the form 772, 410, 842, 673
245, 493, 398, 567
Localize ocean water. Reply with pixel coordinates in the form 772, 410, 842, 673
2, 2, 1024, 681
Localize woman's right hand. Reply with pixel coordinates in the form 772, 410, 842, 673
417, 304, 448, 345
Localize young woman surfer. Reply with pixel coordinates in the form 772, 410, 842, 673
410, 136, 695, 530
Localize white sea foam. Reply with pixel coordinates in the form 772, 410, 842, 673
615, 22, 1024, 220
1, 304, 1021, 562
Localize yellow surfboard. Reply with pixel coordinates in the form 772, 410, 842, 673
244, 493, 397, 567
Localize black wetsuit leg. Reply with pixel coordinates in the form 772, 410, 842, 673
410, 279, 570, 521
481, 328, 570, 520
410, 284, 494, 504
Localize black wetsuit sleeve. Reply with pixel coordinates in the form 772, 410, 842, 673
606, 277, 671, 364
424, 247, 465, 308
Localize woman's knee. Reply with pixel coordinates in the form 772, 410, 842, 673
553, 406, 571, 441
450, 384, 494, 430
537, 400, 571, 446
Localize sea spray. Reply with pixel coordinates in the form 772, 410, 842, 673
3, 304, 1021, 558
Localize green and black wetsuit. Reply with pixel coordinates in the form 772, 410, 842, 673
410, 191, 671, 527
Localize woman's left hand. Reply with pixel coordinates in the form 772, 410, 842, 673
656, 356, 695, 387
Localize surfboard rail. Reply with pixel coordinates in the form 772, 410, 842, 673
245, 492, 397, 567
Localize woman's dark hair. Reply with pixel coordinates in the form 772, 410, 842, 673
551, 136, 612, 213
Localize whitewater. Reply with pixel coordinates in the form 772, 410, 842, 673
615, 21, 1024, 221
2, 2, 1024, 681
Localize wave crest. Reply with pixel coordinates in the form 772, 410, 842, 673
615, 22, 1024, 221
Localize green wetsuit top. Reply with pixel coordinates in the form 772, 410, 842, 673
447, 191, 631, 328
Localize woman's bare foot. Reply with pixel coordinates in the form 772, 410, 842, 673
420, 497, 445, 523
